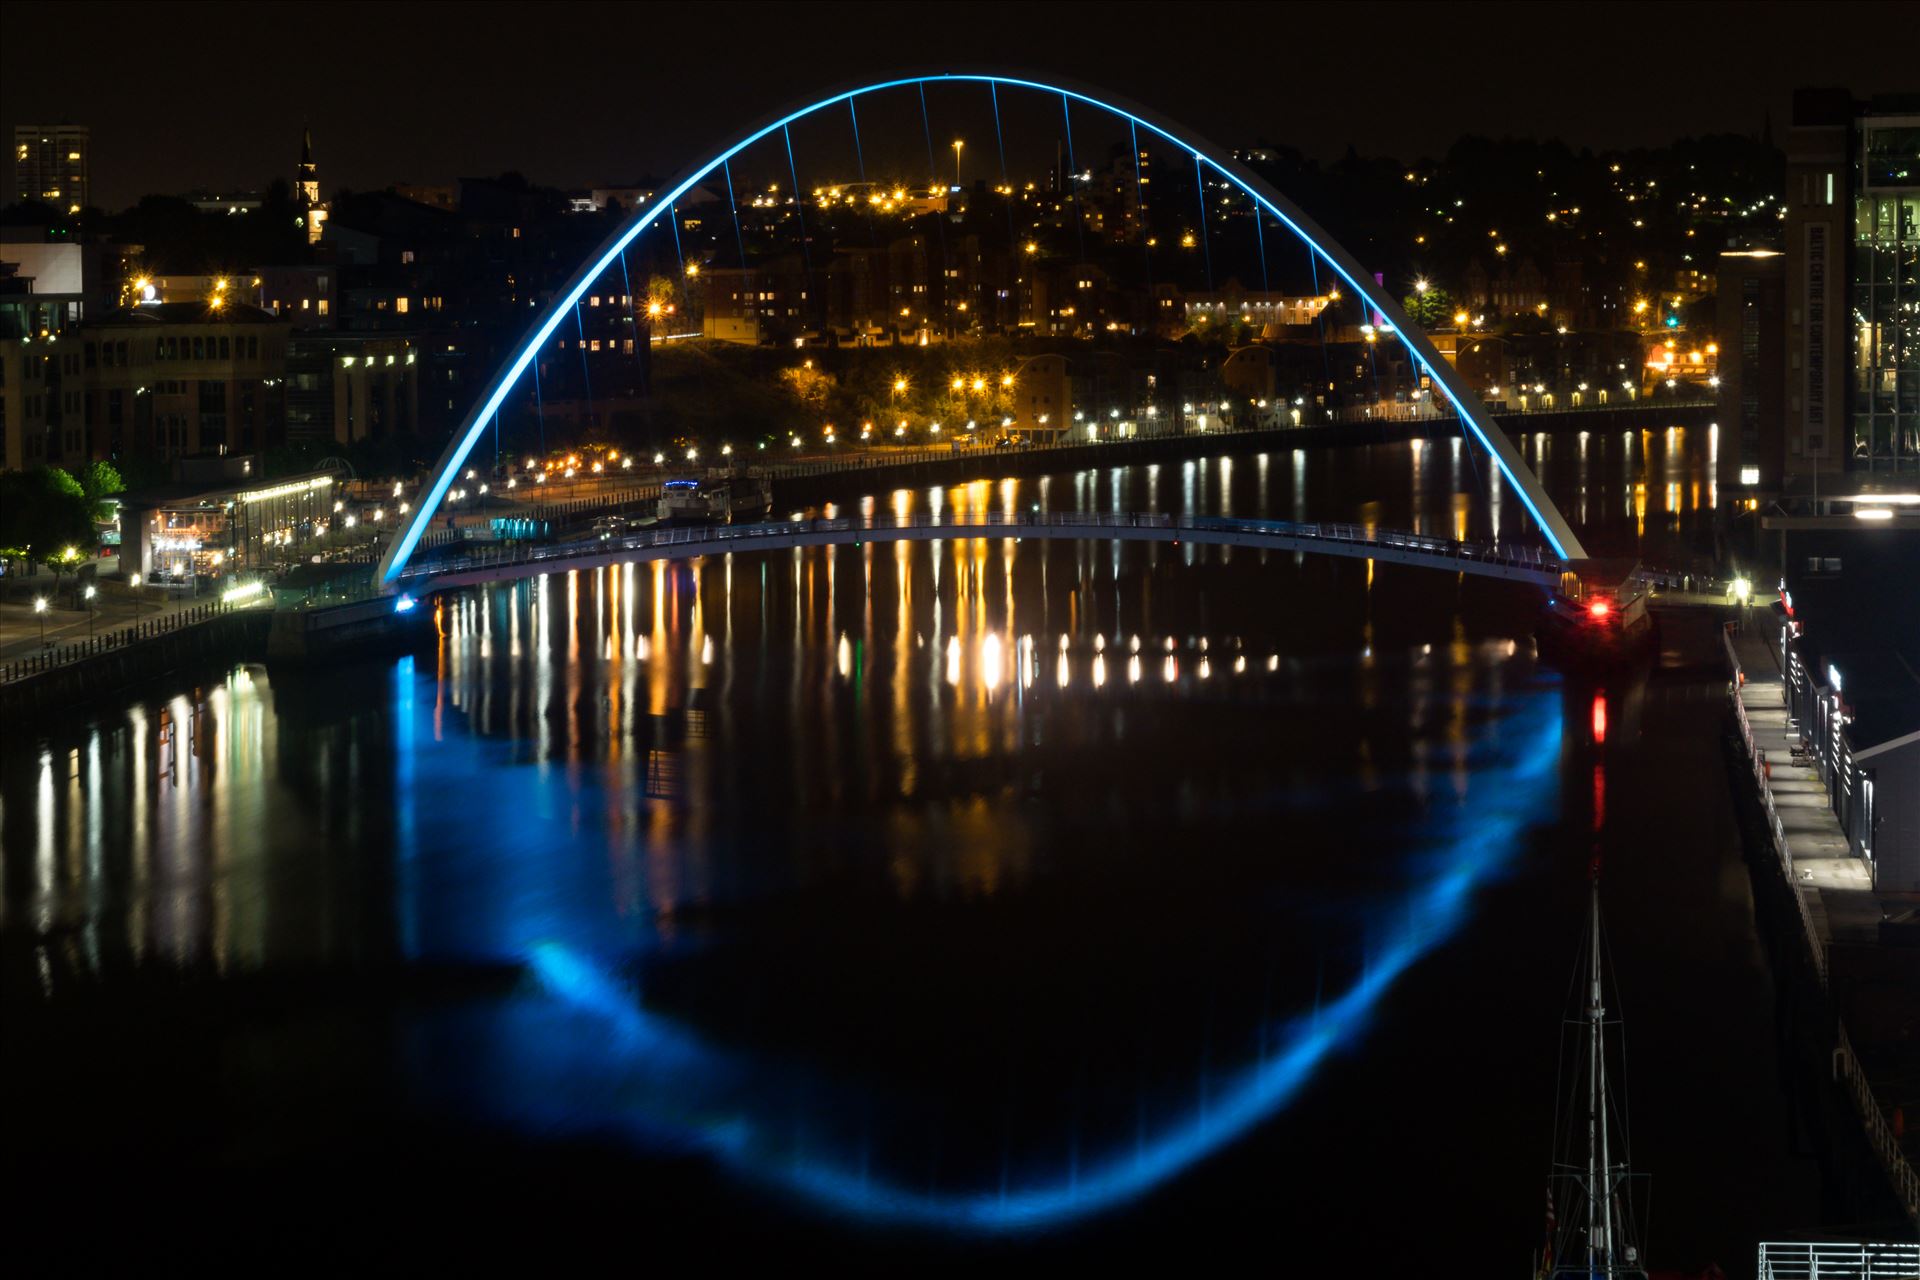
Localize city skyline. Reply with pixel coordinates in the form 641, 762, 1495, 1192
3, 0, 1917, 210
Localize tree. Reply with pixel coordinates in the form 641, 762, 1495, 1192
777, 363, 835, 415
652, 272, 700, 331
646, 274, 678, 317
0, 468, 96, 580
1401, 285, 1455, 332
76, 460, 124, 521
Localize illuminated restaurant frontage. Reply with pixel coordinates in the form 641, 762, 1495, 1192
120, 469, 340, 585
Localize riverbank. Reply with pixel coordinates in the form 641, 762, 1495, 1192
2, 405, 1713, 719
0, 608, 272, 718
1722, 618, 1920, 1232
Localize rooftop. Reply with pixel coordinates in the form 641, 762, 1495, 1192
90, 301, 286, 326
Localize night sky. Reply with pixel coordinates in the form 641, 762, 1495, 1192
2, 0, 1915, 210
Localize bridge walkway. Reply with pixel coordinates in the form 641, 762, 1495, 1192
396, 512, 1564, 593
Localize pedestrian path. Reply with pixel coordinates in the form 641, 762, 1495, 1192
1729, 622, 1883, 949
0, 583, 227, 666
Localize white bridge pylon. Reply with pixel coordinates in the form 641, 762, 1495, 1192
398, 513, 1564, 593
376, 72, 1587, 588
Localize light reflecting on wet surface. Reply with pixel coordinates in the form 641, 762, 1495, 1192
3, 427, 1805, 1262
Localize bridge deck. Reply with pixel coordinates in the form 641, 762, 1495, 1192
399, 513, 1563, 592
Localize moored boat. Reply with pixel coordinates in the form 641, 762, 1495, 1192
657, 468, 772, 524
1538, 862, 1651, 1279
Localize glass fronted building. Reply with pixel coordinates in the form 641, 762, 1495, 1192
121, 469, 340, 587
1781, 91, 1920, 491
1851, 115, 1919, 474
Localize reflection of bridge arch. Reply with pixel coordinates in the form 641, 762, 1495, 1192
398, 512, 1562, 595
377, 73, 1587, 587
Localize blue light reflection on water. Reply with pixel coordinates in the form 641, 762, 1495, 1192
398, 658, 1562, 1234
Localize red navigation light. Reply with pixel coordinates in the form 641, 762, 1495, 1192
1587, 599, 1612, 619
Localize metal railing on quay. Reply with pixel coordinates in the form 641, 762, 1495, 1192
1324, 396, 1715, 425
0, 598, 244, 686
1631, 565, 1735, 599
1729, 668, 1920, 1226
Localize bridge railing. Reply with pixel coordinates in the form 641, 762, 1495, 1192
398, 511, 1561, 583
1756, 1241, 1920, 1279
391, 400, 1717, 571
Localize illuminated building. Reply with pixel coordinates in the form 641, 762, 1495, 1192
11, 122, 88, 212
1009, 353, 1070, 441
79, 301, 291, 461
1781, 89, 1919, 486
116, 466, 338, 584
1180, 285, 1332, 335
285, 334, 420, 446
1714, 247, 1787, 491
296, 125, 329, 246
253, 264, 337, 324
1431, 331, 1511, 393
183, 190, 264, 215
0, 330, 58, 470
585, 184, 655, 212
702, 257, 812, 345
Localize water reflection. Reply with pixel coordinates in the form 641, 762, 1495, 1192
4, 425, 1723, 1233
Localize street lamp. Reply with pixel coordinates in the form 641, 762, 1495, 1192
130, 572, 143, 616
84, 584, 96, 637
951, 139, 964, 187
34, 596, 48, 647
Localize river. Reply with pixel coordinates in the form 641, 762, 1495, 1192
1, 425, 1817, 1269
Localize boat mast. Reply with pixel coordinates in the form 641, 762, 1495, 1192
1587, 865, 1614, 1273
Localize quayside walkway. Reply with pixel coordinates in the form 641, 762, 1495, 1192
1725, 619, 1920, 1226
1730, 623, 1882, 945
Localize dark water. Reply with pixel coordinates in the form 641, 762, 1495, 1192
2, 426, 1815, 1269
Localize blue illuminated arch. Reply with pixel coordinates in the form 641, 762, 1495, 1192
377, 73, 1586, 585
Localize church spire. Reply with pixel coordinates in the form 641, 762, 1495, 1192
296, 124, 327, 245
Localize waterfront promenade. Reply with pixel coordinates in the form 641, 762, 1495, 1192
0, 567, 224, 665
1730, 623, 1883, 945
1726, 616, 1920, 1226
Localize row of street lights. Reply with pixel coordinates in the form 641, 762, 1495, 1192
29, 575, 157, 648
